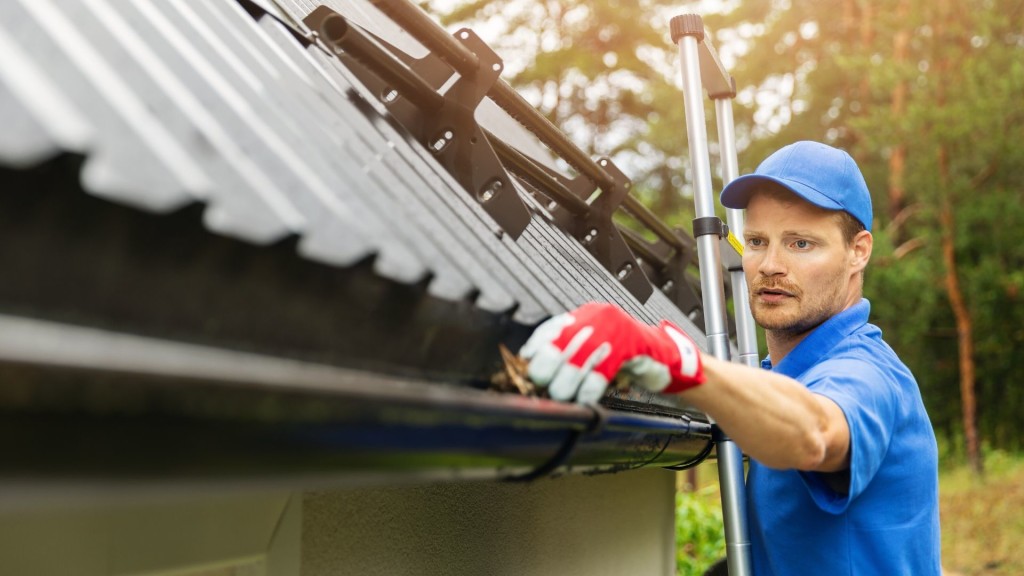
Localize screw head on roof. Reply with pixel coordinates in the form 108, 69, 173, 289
479, 179, 503, 202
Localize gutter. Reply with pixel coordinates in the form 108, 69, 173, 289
0, 314, 712, 489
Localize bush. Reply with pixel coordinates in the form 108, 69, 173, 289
676, 486, 726, 576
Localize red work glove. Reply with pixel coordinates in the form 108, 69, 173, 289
519, 302, 704, 404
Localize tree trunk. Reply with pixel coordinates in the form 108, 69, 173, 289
841, 0, 854, 32
935, 0, 983, 476
858, 1, 874, 113
938, 150, 982, 476
888, 0, 911, 232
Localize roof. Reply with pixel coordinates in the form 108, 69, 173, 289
0, 0, 714, 486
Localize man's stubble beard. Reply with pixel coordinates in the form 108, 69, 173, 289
750, 270, 848, 339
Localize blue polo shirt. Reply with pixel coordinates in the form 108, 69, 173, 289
747, 299, 940, 575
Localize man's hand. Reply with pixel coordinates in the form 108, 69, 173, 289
519, 302, 704, 403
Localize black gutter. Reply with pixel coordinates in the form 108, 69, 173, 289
0, 314, 712, 487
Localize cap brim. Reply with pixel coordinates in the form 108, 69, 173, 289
720, 174, 844, 213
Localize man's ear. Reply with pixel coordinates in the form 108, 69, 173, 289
851, 230, 873, 272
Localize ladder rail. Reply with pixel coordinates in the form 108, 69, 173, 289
671, 15, 754, 576
715, 98, 761, 369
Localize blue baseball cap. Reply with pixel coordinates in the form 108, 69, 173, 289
720, 141, 873, 231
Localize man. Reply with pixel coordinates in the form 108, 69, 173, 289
520, 141, 940, 575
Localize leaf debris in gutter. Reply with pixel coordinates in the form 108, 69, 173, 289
489, 344, 544, 397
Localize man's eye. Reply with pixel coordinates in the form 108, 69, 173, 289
794, 240, 810, 249
748, 238, 764, 247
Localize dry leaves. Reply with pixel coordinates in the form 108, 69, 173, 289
489, 344, 544, 397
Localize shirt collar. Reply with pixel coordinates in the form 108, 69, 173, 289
760, 299, 871, 379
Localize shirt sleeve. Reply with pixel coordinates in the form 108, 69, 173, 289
798, 357, 899, 514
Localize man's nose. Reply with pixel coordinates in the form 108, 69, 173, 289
758, 245, 786, 276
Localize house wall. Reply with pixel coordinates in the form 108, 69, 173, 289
0, 491, 302, 576
0, 469, 676, 576
303, 469, 677, 576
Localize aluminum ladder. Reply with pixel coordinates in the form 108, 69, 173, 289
670, 13, 760, 576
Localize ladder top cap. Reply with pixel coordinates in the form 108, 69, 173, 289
670, 14, 705, 44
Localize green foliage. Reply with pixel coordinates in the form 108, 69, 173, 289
675, 486, 726, 576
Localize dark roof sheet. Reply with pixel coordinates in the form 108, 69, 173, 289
0, 0, 705, 380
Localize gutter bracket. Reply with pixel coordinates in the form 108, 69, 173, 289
304, 6, 531, 240
634, 227, 705, 327
548, 158, 654, 303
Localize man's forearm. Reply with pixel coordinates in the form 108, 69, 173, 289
682, 356, 849, 472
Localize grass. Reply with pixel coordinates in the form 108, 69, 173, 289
676, 451, 1024, 576
940, 450, 1024, 576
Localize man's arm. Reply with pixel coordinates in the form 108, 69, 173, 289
688, 356, 850, 472
519, 302, 851, 473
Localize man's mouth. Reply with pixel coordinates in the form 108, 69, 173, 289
755, 285, 797, 302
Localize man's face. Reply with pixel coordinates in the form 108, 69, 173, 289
742, 190, 862, 337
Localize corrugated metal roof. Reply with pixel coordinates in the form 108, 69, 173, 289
0, 0, 721, 485
0, 0, 706, 369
